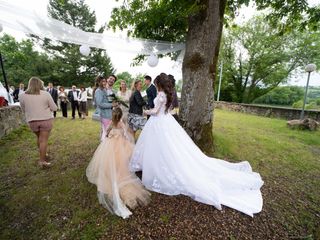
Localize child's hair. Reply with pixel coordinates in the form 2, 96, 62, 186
112, 107, 123, 126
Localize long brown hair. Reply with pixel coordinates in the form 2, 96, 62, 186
154, 73, 173, 113
25, 77, 44, 95
131, 79, 141, 91
93, 75, 105, 100
112, 107, 123, 126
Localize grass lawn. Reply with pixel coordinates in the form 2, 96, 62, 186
0, 109, 319, 239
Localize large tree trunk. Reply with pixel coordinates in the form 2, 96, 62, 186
179, 0, 227, 154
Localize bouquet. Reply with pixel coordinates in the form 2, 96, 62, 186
107, 93, 129, 108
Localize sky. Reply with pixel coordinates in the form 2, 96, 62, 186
0, 0, 319, 86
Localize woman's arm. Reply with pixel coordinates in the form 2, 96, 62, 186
47, 93, 58, 111
145, 93, 165, 115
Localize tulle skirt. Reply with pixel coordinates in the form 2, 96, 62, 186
86, 130, 150, 218
130, 113, 264, 217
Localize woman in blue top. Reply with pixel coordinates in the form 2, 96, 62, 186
94, 78, 114, 142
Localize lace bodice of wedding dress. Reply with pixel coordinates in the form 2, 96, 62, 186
145, 91, 167, 116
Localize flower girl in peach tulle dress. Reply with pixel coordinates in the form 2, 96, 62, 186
86, 107, 150, 219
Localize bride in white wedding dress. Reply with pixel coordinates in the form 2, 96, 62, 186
130, 73, 264, 217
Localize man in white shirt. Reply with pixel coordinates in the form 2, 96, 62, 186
67, 85, 81, 119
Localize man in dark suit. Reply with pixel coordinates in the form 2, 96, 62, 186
47, 82, 58, 117
144, 75, 157, 110
13, 83, 25, 102
68, 85, 81, 119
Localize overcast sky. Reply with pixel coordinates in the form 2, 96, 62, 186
1, 0, 319, 86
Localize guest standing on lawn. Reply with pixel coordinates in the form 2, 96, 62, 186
68, 85, 81, 119
79, 86, 87, 119
47, 82, 58, 118
58, 86, 68, 118
128, 80, 147, 136
19, 77, 57, 168
117, 80, 131, 122
95, 78, 114, 141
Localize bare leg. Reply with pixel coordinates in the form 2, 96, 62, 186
35, 132, 40, 148
35, 131, 49, 160
38, 130, 51, 166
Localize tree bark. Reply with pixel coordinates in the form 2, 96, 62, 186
179, 0, 227, 155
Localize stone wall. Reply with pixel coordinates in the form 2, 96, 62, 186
0, 106, 26, 139
215, 101, 320, 121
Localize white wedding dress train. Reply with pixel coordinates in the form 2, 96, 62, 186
130, 92, 264, 217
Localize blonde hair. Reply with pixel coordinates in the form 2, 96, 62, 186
119, 80, 127, 91
131, 79, 141, 91
25, 77, 44, 95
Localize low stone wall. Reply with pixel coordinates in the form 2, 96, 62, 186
215, 101, 320, 121
0, 106, 26, 139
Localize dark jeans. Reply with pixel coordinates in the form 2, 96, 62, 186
60, 101, 68, 118
71, 101, 81, 119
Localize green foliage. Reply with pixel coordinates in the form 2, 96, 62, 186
112, 71, 146, 91
0, 34, 57, 87
217, 16, 320, 103
109, 0, 193, 41
109, 0, 199, 63
32, 0, 115, 87
308, 86, 320, 99
110, 0, 320, 40
255, 86, 320, 108
254, 86, 304, 105
292, 99, 304, 108
291, 87, 320, 110
109, 0, 319, 64
175, 79, 183, 92
292, 100, 320, 110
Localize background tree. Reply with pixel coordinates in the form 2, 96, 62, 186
114, 71, 134, 90
113, 71, 148, 91
0, 34, 54, 87
109, 0, 320, 153
217, 16, 320, 103
253, 86, 304, 106
33, 0, 115, 87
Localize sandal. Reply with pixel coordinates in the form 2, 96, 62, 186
38, 161, 51, 168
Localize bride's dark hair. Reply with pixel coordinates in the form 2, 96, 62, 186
154, 73, 173, 113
